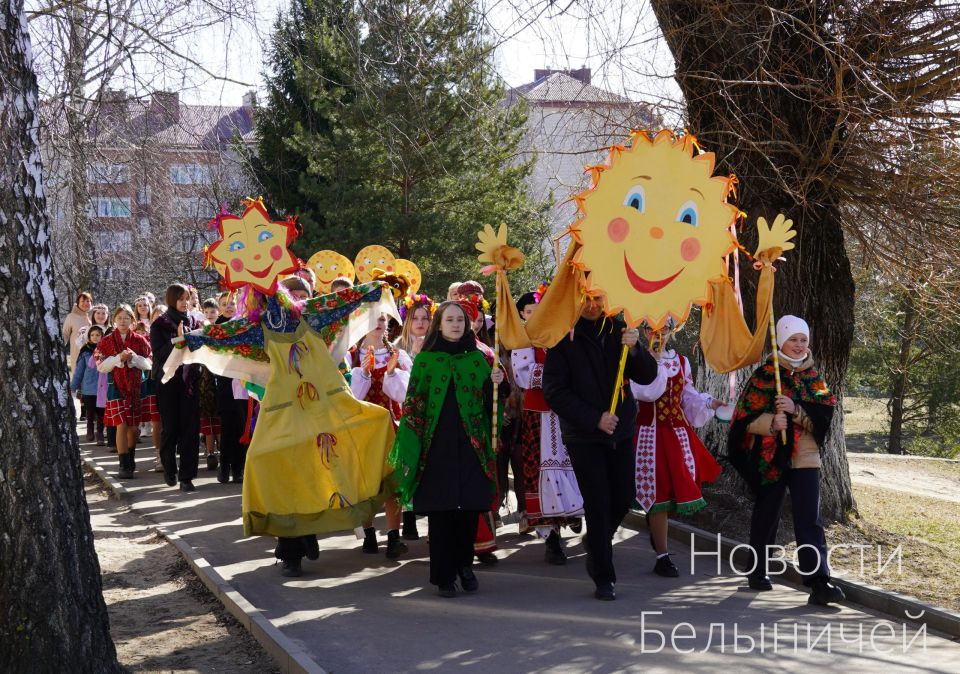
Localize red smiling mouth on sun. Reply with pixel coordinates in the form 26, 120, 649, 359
624, 253, 683, 293
246, 263, 275, 279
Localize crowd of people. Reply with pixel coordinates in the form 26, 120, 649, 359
64, 271, 844, 606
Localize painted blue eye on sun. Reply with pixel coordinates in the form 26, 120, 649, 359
257, 230, 274, 242
228, 241, 245, 252
624, 185, 646, 212
676, 200, 698, 226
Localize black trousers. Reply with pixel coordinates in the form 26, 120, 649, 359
157, 376, 200, 482
566, 436, 635, 587
497, 419, 525, 512
749, 467, 830, 584
275, 535, 318, 563
219, 398, 249, 478
427, 510, 480, 586
81, 394, 104, 439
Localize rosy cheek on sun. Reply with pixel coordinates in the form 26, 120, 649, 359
607, 217, 629, 243
230, 258, 244, 272
680, 237, 701, 262
270, 245, 283, 261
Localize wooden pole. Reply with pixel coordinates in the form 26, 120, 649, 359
768, 297, 787, 444
609, 344, 629, 415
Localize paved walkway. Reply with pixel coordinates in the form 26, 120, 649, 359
80, 435, 960, 673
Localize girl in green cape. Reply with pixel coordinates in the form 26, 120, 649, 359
390, 301, 507, 597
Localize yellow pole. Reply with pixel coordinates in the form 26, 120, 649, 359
491, 279, 500, 454
768, 297, 787, 444
609, 344, 629, 415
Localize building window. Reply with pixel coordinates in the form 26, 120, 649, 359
138, 217, 150, 235
89, 197, 131, 218
87, 162, 129, 184
170, 196, 215, 220
137, 185, 152, 204
93, 229, 132, 253
169, 164, 211, 185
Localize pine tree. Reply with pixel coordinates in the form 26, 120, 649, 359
250, 0, 550, 297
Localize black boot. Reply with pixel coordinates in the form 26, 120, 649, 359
386, 529, 408, 559
401, 511, 420, 540
116, 452, 133, 479
544, 529, 567, 565
653, 554, 680, 577
809, 578, 845, 606
362, 527, 378, 554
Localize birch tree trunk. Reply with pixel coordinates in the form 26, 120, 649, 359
0, 1, 121, 669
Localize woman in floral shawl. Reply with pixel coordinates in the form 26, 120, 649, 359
390, 301, 507, 598
727, 315, 844, 606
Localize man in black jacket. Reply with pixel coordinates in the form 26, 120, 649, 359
542, 294, 658, 600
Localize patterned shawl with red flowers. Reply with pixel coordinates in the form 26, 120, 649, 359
96, 329, 151, 405
727, 356, 836, 490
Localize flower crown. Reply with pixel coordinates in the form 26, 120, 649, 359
533, 281, 549, 304
399, 292, 435, 321
462, 293, 490, 314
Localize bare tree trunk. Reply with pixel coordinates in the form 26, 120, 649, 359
0, 2, 120, 669
652, 0, 855, 521
887, 293, 917, 455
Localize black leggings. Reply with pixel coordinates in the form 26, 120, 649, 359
157, 376, 200, 482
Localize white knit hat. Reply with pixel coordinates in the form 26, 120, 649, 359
776, 315, 809, 347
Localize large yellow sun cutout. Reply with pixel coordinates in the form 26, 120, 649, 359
572, 129, 738, 329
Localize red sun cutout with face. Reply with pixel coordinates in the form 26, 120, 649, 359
206, 199, 300, 295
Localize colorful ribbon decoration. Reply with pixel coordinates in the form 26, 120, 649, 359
297, 382, 319, 408
288, 341, 309, 378
316, 432, 338, 468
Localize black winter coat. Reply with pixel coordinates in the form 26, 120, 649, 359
542, 316, 658, 445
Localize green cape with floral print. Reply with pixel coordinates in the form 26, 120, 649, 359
389, 350, 497, 509
727, 356, 836, 489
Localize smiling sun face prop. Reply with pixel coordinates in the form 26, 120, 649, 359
354, 245, 396, 283
307, 250, 355, 293
393, 259, 422, 294
572, 129, 738, 329
206, 199, 299, 294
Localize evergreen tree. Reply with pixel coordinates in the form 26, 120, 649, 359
250, 0, 550, 297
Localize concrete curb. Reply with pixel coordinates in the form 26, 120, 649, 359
626, 511, 960, 638
82, 451, 327, 674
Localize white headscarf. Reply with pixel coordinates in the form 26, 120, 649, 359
776, 315, 810, 367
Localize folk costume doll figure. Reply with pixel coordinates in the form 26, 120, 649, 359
394, 293, 436, 540
350, 313, 413, 559
511, 290, 584, 566
459, 293, 501, 565
390, 301, 507, 598
151, 284, 203, 491
630, 321, 723, 578
728, 315, 845, 606
96, 304, 153, 479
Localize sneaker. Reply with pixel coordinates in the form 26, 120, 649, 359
217, 461, 230, 484
809, 578, 845, 606
544, 531, 567, 566
653, 554, 680, 578
385, 530, 408, 559
748, 575, 773, 591
476, 551, 498, 566
362, 527, 378, 554
401, 511, 420, 540
179, 480, 196, 493
458, 566, 479, 593
437, 583, 457, 598
594, 583, 616, 601
280, 559, 302, 578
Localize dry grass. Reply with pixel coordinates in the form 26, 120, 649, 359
844, 396, 890, 453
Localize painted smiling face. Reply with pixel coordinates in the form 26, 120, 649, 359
307, 250, 355, 293
574, 130, 738, 329
207, 200, 299, 294
354, 245, 396, 283
393, 259, 421, 294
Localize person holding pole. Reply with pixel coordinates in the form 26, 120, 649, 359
728, 315, 844, 605
542, 293, 658, 600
